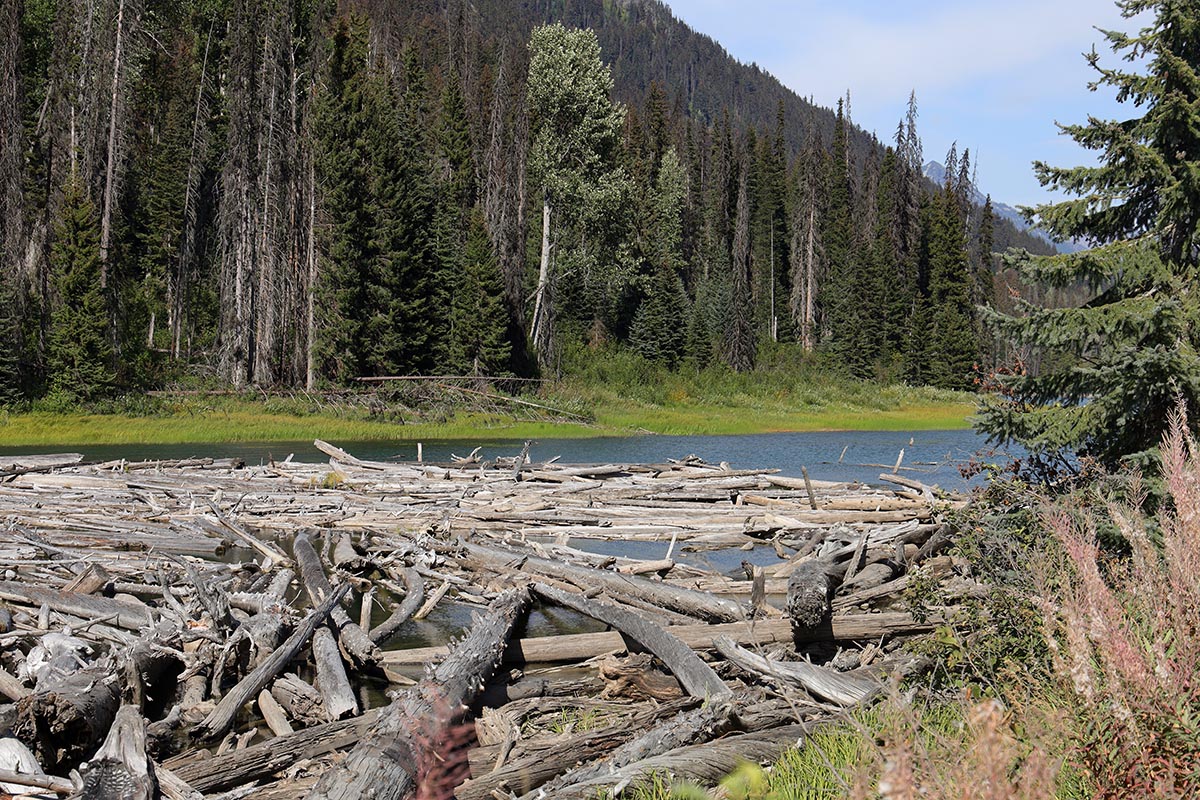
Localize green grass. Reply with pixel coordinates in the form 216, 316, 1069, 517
0, 347, 975, 446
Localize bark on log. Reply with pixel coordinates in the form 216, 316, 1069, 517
713, 636, 878, 707
532, 583, 729, 700
311, 627, 357, 719
302, 586, 531, 800
0, 582, 152, 631
171, 709, 382, 792
785, 556, 846, 632
458, 540, 744, 622
293, 533, 378, 666
545, 723, 809, 800
77, 704, 156, 800
519, 695, 737, 800
195, 584, 348, 740
270, 674, 328, 727
13, 664, 121, 771
369, 568, 424, 645
458, 698, 697, 800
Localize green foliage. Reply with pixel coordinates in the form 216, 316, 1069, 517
48, 180, 115, 402
448, 211, 512, 375
978, 0, 1200, 468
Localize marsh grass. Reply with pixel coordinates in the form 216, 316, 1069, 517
0, 348, 973, 446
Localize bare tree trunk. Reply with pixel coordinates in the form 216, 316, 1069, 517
804, 204, 815, 351
172, 25, 213, 361
98, 0, 126, 286
0, 0, 23, 290
530, 200, 551, 362
305, 155, 317, 391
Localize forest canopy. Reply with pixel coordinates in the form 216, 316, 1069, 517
0, 0, 1053, 403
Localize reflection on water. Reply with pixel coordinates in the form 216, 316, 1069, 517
0, 427, 1010, 490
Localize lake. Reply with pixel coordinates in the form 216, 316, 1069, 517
0, 427, 1011, 491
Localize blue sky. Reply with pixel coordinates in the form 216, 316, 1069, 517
663, 0, 1143, 208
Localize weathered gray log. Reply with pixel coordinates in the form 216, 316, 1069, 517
785, 556, 846, 632
458, 698, 698, 800
293, 533, 378, 666
518, 695, 737, 800
547, 723, 809, 800
0, 769, 74, 795
532, 583, 729, 700
0, 666, 30, 701
382, 612, 938, 665
171, 709, 382, 791
303, 586, 531, 800
77, 704, 156, 800
311, 627, 358, 719
195, 584, 348, 741
713, 636, 879, 706
257, 689, 293, 737
13, 664, 121, 771
369, 568, 424, 645
0, 581, 152, 631
458, 540, 744, 622
270, 673, 328, 727
206, 500, 291, 569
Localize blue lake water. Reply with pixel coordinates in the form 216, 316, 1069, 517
0, 427, 1010, 490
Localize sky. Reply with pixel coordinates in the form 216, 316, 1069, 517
663, 0, 1144, 209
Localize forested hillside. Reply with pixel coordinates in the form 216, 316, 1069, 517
0, 0, 1052, 402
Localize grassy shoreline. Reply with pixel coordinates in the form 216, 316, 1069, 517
0, 389, 974, 447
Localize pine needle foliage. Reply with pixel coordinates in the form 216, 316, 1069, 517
978, 0, 1200, 468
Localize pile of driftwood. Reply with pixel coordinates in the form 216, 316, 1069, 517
0, 442, 976, 799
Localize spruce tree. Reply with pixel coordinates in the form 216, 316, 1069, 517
48, 180, 115, 401
727, 163, 756, 372
978, 0, 1200, 467
449, 210, 511, 376
925, 184, 979, 390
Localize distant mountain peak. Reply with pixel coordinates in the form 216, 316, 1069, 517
922, 161, 1082, 254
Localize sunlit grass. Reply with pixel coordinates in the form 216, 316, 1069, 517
0, 347, 975, 446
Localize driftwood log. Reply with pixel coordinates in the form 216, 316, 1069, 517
532, 582, 729, 700
303, 586, 531, 800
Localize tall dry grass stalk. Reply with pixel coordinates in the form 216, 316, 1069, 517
1042, 403, 1200, 797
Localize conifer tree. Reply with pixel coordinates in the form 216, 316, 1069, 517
979, 0, 1200, 467
924, 183, 979, 390
727, 163, 756, 372
449, 210, 511, 376
820, 99, 855, 359
48, 179, 115, 401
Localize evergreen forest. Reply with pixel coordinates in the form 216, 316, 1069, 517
0, 0, 1056, 403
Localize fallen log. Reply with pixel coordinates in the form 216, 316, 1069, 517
195, 584, 348, 740
311, 627, 358, 719
303, 586, 531, 800
381, 612, 936, 665
458, 698, 696, 800
293, 533, 378, 667
171, 709, 383, 792
458, 540, 744, 623
518, 695, 737, 800
0, 581, 153, 631
13, 664, 121, 771
713, 636, 878, 707
545, 723, 809, 800
369, 568, 424, 645
532, 583, 729, 700
77, 704, 156, 800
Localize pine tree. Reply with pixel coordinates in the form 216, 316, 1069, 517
48, 179, 115, 401
979, 0, 1200, 467
924, 184, 978, 390
820, 99, 855, 360
449, 210, 510, 376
